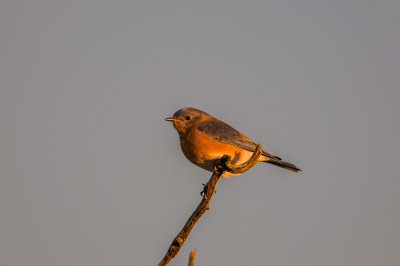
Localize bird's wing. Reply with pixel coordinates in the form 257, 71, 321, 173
197, 120, 281, 160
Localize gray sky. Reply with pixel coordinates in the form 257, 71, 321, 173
1, 1, 399, 265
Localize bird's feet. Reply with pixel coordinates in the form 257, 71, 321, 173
215, 155, 231, 173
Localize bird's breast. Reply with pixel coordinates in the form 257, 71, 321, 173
179, 129, 246, 172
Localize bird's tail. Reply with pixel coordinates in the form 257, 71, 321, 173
262, 154, 301, 172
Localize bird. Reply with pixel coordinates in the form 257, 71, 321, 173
165, 107, 301, 177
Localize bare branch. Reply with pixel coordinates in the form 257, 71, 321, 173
222, 144, 262, 174
188, 248, 196, 266
158, 145, 262, 266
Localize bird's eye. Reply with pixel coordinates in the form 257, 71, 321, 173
185, 116, 191, 121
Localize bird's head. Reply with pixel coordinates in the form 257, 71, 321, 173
165, 107, 209, 134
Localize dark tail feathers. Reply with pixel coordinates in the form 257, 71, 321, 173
264, 158, 301, 172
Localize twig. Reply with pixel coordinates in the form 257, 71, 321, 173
188, 248, 196, 266
158, 144, 262, 266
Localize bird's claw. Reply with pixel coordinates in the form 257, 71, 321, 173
215, 155, 231, 174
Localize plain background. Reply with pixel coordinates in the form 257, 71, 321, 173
1, 1, 399, 265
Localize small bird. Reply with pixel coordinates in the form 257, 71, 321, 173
165, 107, 301, 177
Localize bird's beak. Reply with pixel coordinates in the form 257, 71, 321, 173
165, 117, 179, 122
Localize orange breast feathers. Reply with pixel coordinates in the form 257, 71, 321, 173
183, 127, 252, 164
